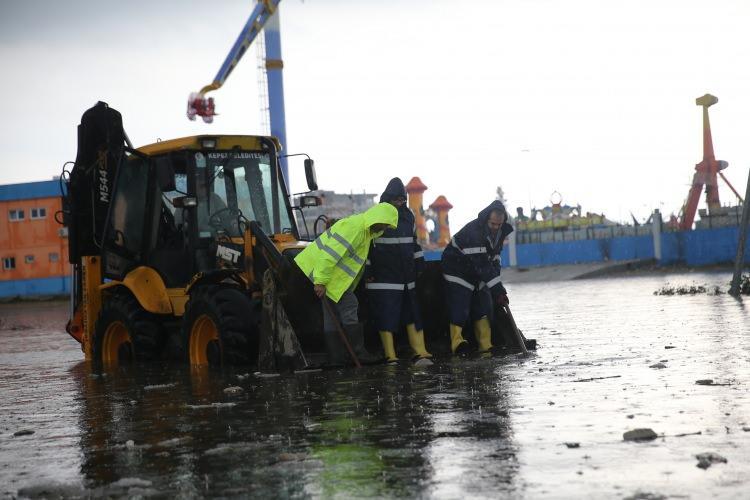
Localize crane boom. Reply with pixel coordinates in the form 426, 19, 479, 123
187, 0, 282, 124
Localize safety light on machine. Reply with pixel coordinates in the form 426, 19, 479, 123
201, 138, 217, 149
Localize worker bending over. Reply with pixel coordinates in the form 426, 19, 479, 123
295, 203, 398, 366
366, 178, 433, 365
441, 200, 513, 356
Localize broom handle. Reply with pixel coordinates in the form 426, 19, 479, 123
503, 304, 529, 356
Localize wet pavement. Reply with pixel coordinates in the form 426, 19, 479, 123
1, 272, 749, 499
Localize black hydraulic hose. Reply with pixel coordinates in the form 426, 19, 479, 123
314, 215, 329, 238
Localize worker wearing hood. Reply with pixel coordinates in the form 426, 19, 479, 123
295, 202, 398, 365
441, 200, 513, 356
366, 178, 432, 365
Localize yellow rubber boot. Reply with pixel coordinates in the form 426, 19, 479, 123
406, 324, 433, 360
449, 324, 469, 355
474, 316, 493, 353
379, 331, 398, 364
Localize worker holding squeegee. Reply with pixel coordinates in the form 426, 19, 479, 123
441, 200, 514, 357
295, 203, 398, 367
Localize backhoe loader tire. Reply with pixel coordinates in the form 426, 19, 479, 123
92, 291, 163, 366
182, 286, 257, 367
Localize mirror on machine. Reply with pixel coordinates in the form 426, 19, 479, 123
304, 158, 318, 191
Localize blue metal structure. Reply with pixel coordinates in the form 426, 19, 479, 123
187, 0, 289, 183
424, 227, 750, 268
263, 11, 289, 184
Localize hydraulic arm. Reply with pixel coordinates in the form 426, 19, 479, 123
187, 0, 282, 124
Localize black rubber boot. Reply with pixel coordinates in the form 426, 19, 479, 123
344, 323, 381, 365
322, 329, 347, 367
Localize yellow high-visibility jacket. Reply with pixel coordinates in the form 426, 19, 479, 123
295, 203, 398, 302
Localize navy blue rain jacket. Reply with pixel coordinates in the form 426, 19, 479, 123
441, 200, 513, 296
366, 178, 424, 288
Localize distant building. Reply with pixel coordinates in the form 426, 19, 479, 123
294, 190, 377, 238
0, 180, 70, 298
695, 205, 743, 230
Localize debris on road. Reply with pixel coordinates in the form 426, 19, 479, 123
573, 375, 622, 383
654, 284, 707, 295
695, 452, 727, 469
672, 431, 702, 438
564, 442, 580, 448
623, 428, 658, 442
649, 363, 667, 369
13, 429, 34, 437
695, 379, 732, 386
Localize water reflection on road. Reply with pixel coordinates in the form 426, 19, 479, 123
1, 272, 749, 498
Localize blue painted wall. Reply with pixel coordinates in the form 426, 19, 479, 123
0, 276, 70, 298
424, 226, 750, 269
506, 235, 655, 267
660, 228, 750, 266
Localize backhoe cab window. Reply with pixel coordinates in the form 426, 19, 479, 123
110, 153, 149, 256
163, 173, 188, 214
195, 151, 291, 237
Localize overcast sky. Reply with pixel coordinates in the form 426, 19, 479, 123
1, 0, 749, 228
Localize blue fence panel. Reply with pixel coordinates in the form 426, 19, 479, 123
412, 227, 750, 269
424, 249, 443, 262
660, 232, 682, 265
609, 235, 654, 261
516, 239, 606, 267
659, 228, 750, 266
683, 227, 747, 266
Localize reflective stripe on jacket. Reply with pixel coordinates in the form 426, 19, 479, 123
295, 203, 398, 302
366, 205, 424, 287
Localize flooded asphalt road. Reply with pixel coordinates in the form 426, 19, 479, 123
1, 272, 749, 499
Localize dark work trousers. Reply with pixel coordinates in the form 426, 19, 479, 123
322, 289, 359, 331
446, 281, 493, 327
367, 288, 423, 332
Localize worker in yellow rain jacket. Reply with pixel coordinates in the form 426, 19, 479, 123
295, 202, 398, 366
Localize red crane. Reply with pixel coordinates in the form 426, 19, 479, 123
679, 94, 742, 230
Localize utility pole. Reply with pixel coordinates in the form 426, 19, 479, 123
728, 167, 750, 296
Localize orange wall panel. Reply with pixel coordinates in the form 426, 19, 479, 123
0, 196, 69, 282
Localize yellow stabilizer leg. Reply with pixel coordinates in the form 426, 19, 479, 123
379, 331, 398, 362
406, 324, 432, 359
474, 316, 493, 353
449, 324, 468, 354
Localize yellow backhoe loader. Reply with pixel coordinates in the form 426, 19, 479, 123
63, 102, 321, 368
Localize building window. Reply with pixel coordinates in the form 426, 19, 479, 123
25, 255, 35, 264
2, 257, 15, 270
49, 252, 60, 262
9, 209, 25, 221
31, 208, 47, 219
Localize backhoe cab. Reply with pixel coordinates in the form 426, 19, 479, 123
64, 102, 318, 368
